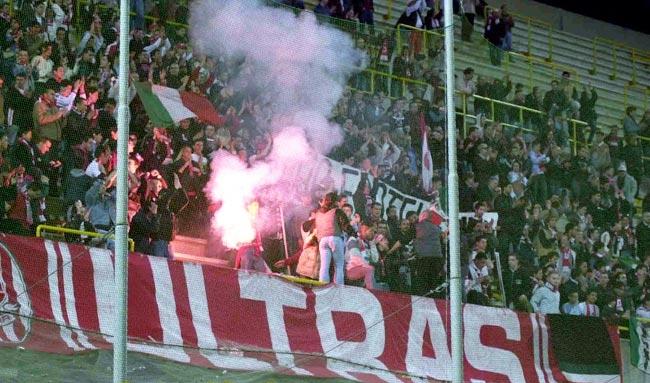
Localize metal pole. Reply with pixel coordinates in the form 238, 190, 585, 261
113, 0, 130, 380
279, 205, 291, 275
443, 0, 463, 382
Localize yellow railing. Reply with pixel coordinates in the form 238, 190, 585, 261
36, 224, 135, 252
624, 83, 650, 111
591, 36, 650, 83
77, 0, 189, 30
354, 67, 589, 155
280, 275, 326, 287
74, 0, 608, 156
484, 5, 554, 62
395, 23, 577, 91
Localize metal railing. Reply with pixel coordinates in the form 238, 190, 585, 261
352, 67, 589, 155
36, 224, 135, 252
395, 23, 578, 91
624, 83, 650, 111
591, 36, 650, 84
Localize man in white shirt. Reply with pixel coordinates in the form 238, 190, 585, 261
465, 252, 490, 305
85, 150, 109, 178
31, 42, 54, 84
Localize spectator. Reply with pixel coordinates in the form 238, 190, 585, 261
576, 289, 600, 317
484, 8, 505, 66
130, 195, 160, 254
345, 224, 377, 289
636, 295, 650, 319
33, 87, 65, 142
85, 148, 110, 179
562, 291, 580, 315
412, 209, 444, 295
461, 0, 478, 42
315, 192, 355, 285
499, 5, 514, 52
314, 0, 332, 16
623, 106, 640, 137
465, 251, 491, 306
531, 270, 561, 314
503, 253, 530, 309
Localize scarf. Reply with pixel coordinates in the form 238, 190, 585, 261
545, 282, 558, 293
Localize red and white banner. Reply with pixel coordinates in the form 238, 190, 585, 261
0, 234, 621, 382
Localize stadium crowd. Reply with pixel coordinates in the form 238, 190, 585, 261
0, 0, 648, 326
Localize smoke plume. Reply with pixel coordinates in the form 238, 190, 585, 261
190, 0, 366, 248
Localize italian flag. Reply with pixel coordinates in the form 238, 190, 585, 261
134, 82, 224, 127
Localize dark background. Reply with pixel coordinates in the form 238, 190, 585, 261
534, 0, 650, 35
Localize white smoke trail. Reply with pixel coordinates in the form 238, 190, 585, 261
190, 0, 366, 248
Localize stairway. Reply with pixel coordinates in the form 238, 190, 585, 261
298, 0, 649, 131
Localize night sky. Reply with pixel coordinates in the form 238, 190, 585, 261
534, 0, 650, 35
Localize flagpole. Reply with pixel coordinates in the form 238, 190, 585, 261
113, 0, 131, 380
443, 0, 463, 382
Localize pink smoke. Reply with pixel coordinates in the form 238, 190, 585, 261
192, 0, 365, 249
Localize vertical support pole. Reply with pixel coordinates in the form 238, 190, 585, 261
527, 21, 531, 56
462, 93, 467, 139
443, 0, 463, 381
590, 39, 597, 74
279, 206, 291, 275
548, 27, 553, 61
632, 51, 637, 85
490, 100, 495, 121
113, 0, 131, 381
572, 122, 577, 156
612, 48, 618, 80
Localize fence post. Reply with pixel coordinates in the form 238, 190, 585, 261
386, 0, 394, 21
590, 39, 597, 74
572, 122, 577, 156
547, 27, 553, 62
396, 25, 402, 55
527, 56, 533, 90
491, 99, 495, 121
631, 50, 637, 86
527, 21, 531, 56
611, 47, 618, 80
463, 94, 467, 138
76, 0, 81, 31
